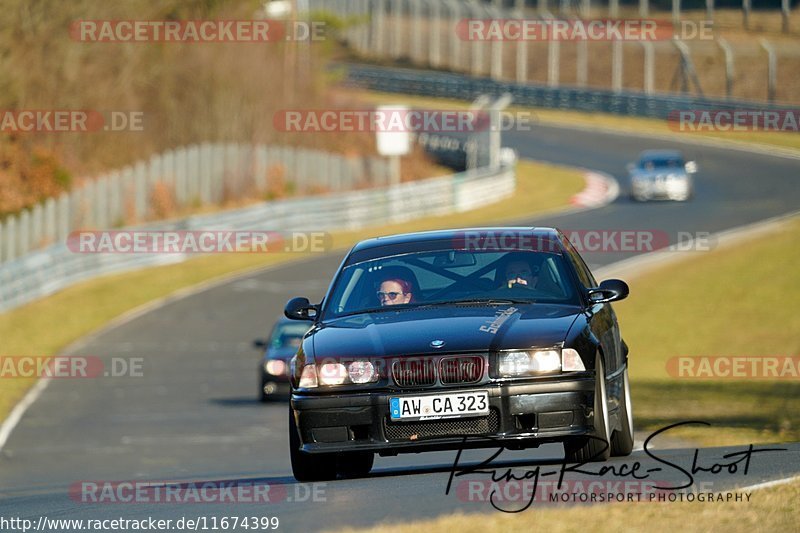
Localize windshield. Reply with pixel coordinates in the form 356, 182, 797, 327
269, 322, 310, 349
639, 157, 685, 170
323, 249, 580, 319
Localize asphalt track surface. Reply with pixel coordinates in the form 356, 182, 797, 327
1, 124, 799, 531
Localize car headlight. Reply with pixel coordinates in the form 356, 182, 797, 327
305, 360, 379, 387
318, 363, 348, 386
264, 360, 286, 376
496, 349, 582, 377
348, 360, 377, 384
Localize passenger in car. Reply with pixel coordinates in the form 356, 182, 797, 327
377, 278, 414, 306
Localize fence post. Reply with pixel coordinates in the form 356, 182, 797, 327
185, 144, 199, 204
391, 0, 402, 59
31, 203, 44, 250
175, 146, 188, 207
57, 192, 69, 245
5, 216, 16, 262
19, 210, 30, 256
470, 2, 484, 77
95, 176, 109, 229
782, 0, 790, 33
44, 197, 56, 245
134, 161, 148, 221
108, 171, 121, 226
255, 144, 268, 193
672, 0, 681, 25
445, 0, 462, 71
717, 37, 734, 99
611, 39, 623, 93
410, 0, 422, 64
430, 0, 441, 67
742, 0, 751, 30
83, 180, 96, 229
488, 5, 503, 80
610, 0, 619, 18
642, 41, 654, 94
212, 144, 226, 203
576, 41, 588, 87
547, 39, 560, 87
373, 0, 385, 56
759, 38, 776, 103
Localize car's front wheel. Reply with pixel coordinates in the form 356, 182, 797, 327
289, 407, 337, 482
565, 355, 611, 463
337, 452, 374, 478
611, 365, 634, 456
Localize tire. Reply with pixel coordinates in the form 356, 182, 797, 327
565, 355, 611, 463
611, 366, 634, 457
289, 407, 336, 482
259, 377, 270, 402
337, 452, 374, 479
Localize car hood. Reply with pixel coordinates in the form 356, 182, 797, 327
311, 304, 582, 358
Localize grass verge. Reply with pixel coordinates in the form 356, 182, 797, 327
0, 159, 585, 421
355, 90, 800, 152
619, 218, 800, 447
330, 480, 800, 533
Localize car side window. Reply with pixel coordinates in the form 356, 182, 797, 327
559, 233, 596, 289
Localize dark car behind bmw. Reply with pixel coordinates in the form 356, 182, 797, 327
284, 227, 633, 481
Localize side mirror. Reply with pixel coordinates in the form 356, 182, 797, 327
685, 161, 698, 174
284, 297, 318, 321
587, 279, 629, 304
252, 338, 267, 349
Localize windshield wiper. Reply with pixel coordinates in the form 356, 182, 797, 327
420, 298, 533, 307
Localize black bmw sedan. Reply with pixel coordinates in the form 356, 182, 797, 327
284, 227, 633, 481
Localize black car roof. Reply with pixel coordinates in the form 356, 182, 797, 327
350, 227, 561, 254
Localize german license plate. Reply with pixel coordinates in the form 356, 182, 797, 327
389, 391, 489, 421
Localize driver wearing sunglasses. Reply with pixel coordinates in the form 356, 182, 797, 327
377, 278, 413, 306
504, 260, 539, 289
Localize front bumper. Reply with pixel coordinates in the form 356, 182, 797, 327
632, 179, 690, 201
291, 378, 596, 455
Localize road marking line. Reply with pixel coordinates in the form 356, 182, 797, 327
0, 375, 51, 452
737, 475, 800, 492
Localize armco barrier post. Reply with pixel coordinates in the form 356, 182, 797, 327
134, 161, 147, 221
175, 146, 188, 206
31, 203, 43, 250
5, 216, 16, 262
44, 197, 56, 245
19, 210, 30, 256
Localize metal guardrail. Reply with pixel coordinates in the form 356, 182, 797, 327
343, 63, 797, 120
0, 143, 393, 265
0, 163, 516, 313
